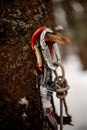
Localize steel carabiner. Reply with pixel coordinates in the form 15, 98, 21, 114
40, 27, 61, 70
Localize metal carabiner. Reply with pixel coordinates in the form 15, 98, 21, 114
30, 26, 46, 51
40, 27, 61, 70
30, 26, 46, 72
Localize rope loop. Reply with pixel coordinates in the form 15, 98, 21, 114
53, 61, 70, 99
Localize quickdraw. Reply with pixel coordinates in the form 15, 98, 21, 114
30, 27, 71, 130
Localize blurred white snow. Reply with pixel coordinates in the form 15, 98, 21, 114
53, 54, 87, 130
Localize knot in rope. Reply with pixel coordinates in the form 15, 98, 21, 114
53, 62, 70, 99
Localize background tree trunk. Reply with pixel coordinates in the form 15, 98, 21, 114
0, 0, 55, 130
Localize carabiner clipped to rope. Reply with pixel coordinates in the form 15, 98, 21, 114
30, 27, 62, 72
40, 27, 61, 70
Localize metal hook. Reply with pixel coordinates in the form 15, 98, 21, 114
30, 27, 46, 72
40, 28, 61, 70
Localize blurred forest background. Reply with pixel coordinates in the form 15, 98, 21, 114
0, 0, 87, 130
52, 0, 87, 70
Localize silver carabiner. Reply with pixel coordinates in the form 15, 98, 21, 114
40, 28, 61, 70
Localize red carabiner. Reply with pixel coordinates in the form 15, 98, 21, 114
30, 26, 46, 51
30, 27, 46, 72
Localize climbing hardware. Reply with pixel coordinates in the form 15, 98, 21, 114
30, 26, 71, 130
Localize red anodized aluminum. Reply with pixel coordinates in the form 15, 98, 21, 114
30, 26, 46, 51
30, 26, 46, 72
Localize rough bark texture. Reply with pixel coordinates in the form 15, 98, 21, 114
0, 0, 54, 130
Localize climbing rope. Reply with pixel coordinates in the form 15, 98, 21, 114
53, 62, 70, 99
53, 61, 70, 130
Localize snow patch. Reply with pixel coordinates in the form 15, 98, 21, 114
18, 96, 29, 108
54, 54, 87, 130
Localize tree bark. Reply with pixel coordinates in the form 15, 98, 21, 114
0, 0, 55, 130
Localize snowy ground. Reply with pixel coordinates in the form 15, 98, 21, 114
54, 54, 87, 130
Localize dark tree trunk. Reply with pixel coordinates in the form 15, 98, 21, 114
0, 0, 55, 130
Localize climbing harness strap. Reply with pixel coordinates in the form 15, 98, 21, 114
35, 64, 58, 130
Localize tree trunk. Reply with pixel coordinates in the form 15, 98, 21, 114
0, 0, 54, 130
